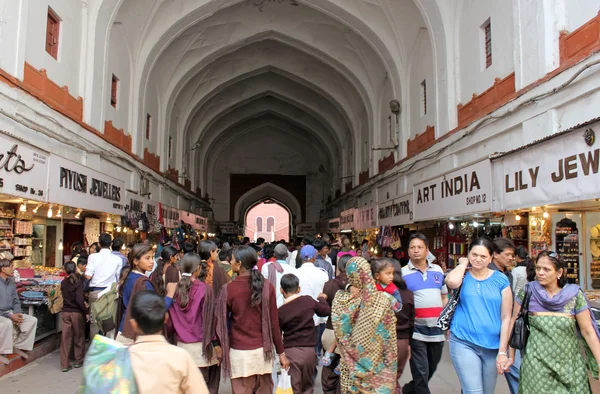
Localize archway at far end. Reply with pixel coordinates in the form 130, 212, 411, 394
245, 199, 291, 242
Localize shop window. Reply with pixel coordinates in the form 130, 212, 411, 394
420, 79, 427, 116
111, 75, 119, 108
146, 114, 151, 140
46, 8, 61, 59
482, 18, 492, 69
168, 136, 173, 158
267, 217, 275, 232
256, 217, 263, 232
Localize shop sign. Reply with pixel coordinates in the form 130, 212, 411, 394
340, 208, 356, 230
493, 124, 600, 211
219, 222, 236, 234
328, 218, 340, 233
355, 205, 378, 230
194, 215, 208, 232
378, 194, 413, 226
160, 204, 180, 228
48, 155, 124, 215
413, 159, 492, 221
0, 133, 49, 202
296, 223, 316, 236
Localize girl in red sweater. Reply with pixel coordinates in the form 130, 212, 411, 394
215, 246, 290, 394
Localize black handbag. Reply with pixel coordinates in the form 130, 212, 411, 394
509, 284, 532, 350
436, 271, 466, 331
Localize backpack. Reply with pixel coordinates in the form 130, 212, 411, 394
91, 282, 119, 334
79, 335, 138, 394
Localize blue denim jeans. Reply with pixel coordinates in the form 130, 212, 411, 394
449, 333, 499, 394
504, 349, 521, 394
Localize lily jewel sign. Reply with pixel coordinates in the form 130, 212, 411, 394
493, 123, 600, 211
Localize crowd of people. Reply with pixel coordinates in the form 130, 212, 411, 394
2, 230, 600, 393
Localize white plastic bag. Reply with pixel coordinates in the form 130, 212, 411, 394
275, 369, 293, 394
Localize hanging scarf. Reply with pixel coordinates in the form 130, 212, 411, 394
331, 257, 397, 393
215, 276, 274, 378
267, 260, 284, 289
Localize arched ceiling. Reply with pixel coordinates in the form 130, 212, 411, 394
89, 0, 448, 221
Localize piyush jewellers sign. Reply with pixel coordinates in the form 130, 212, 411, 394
493, 124, 600, 211
48, 155, 125, 215
0, 133, 49, 202
413, 160, 492, 221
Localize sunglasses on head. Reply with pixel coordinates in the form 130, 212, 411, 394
545, 251, 560, 259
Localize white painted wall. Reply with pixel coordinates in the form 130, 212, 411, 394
409, 29, 436, 139
458, 0, 514, 103
104, 25, 132, 134
25, 0, 82, 95
565, 1, 600, 31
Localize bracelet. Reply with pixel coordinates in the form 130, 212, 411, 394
279, 352, 286, 357
497, 351, 507, 356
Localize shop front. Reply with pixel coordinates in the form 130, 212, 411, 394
413, 159, 493, 270
0, 133, 61, 341
354, 204, 378, 256
48, 154, 125, 262
492, 119, 600, 291
377, 193, 413, 263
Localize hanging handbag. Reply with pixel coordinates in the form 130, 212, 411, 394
436, 270, 467, 331
509, 284, 532, 350
390, 228, 401, 250
382, 226, 393, 248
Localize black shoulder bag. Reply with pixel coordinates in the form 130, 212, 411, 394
509, 284, 532, 350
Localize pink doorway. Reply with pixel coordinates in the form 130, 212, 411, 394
245, 201, 290, 242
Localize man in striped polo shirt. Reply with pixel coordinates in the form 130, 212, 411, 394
401, 233, 448, 394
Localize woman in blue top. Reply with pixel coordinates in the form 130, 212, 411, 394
445, 238, 513, 394
115, 242, 176, 344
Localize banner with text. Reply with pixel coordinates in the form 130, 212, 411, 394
378, 194, 413, 227
296, 223, 316, 237
413, 159, 492, 221
160, 204, 181, 228
219, 222, 236, 234
0, 133, 49, 202
340, 208, 357, 231
493, 124, 600, 211
355, 205, 378, 230
48, 155, 125, 215
328, 218, 341, 233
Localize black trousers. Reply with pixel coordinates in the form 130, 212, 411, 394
402, 339, 444, 394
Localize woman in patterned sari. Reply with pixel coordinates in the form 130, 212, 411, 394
507, 251, 600, 393
331, 257, 397, 393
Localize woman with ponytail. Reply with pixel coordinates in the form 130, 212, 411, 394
150, 245, 180, 297
59, 261, 88, 371
169, 253, 221, 393
215, 245, 289, 393
115, 242, 177, 344
198, 240, 230, 299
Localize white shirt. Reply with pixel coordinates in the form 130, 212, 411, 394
287, 250, 299, 268
261, 260, 295, 308
85, 248, 122, 288
294, 262, 329, 325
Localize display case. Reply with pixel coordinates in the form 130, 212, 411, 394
553, 213, 582, 285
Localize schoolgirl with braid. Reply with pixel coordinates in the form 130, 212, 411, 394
168, 253, 221, 394
215, 245, 289, 394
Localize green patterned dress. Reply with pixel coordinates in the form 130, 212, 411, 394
518, 288, 592, 394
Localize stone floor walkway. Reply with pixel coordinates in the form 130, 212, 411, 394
0, 345, 511, 393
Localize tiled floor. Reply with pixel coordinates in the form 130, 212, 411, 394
0, 345, 511, 393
